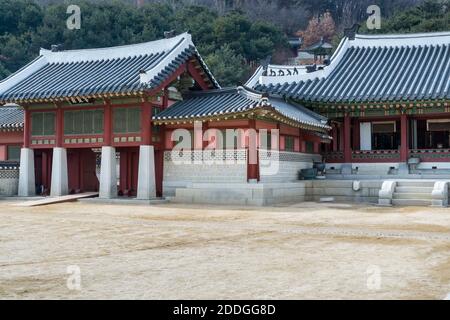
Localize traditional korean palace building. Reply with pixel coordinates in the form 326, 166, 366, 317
0, 30, 449, 205
0, 32, 329, 204
249, 30, 450, 177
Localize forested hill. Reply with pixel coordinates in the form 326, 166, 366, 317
3, 0, 289, 86
0, 0, 448, 86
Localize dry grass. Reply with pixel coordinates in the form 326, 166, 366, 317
0, 200, 449, 299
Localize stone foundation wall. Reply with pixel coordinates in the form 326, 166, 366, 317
172, 182, 310, 206
163, 150, 247, 196
307, 180, 384, 203
0, 168, 19, 196
259, 150, 321, 183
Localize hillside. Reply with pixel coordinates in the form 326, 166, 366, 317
0, 0, 448, 86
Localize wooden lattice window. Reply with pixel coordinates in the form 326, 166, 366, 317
306, 141, 314, 153
7, 145, 20, 161
64, 109, 104, 135
31, 112, 55, 136
285, 136, 295, 152
113, 107, 141, 133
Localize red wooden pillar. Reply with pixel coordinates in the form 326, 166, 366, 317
294, 137, 300, 152
42, 151, 48, 187
299, 130, 306, 153
141, 98, 152, 145
162, 87, 169, 109
194, 121, 203, 150
400, 113, 409, 162
79, 150, 84, 192
155, 124, 165, 197
339, 124, 344, 151
55, 105, 63, 147
202, 122, 209, 149
343, 113, 352, 162
127, 151, 133, 192
119, 150, 127, 194
104, 99, 112, 146
332, 124, 338, 151
353, 118, 360, 151
314, 142, 320, 154
24, 107, 31, 148
247, 119, 259, 181
279, 136, 285, 151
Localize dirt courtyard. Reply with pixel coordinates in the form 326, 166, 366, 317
0, 199, 449, 300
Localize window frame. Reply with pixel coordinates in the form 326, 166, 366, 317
64, 109, 104, 135
113, 107, 142, 134
6, 145, 21, 161
31, 111, 56, 136
284, 136, 295, 152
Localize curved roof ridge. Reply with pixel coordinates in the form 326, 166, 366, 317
0, 32, 220, 103
237, 86, 264, 101
40, 32, 191, 63
153, 86, 330, 131
355, 31, 450, 39
249, 31, 450, 93
351, 31, 450, 48
249, 36, 350, 87
182, 87, 238, 98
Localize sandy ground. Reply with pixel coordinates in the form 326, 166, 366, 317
0, 199, 449, 299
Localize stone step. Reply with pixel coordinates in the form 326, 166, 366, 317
392, 199, 432, 206
396, 181, 435, 187
412, 169, 450, 174
395, 186, 434, 193
393, 192, 432, 200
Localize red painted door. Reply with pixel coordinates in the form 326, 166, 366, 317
34, 149, 52, 195
118, 148, 139, 196
155, 150, 163, 197
68, 149, 99, 193
67, 150, 80, 192
81, 149, 99, 192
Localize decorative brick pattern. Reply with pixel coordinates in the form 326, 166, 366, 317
0, 168, 19, 179
164, 149, 247, 163
323, 151, 344, 161
410, 149, 450, 160
352, 150, 400, 160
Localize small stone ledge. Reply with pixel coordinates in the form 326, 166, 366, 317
431, 181, 449, 207
378, 181, 397, 206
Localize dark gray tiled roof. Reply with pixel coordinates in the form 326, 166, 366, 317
0, 161, 19, 169
0, 33, 219, 103
0, 106, 23, 129
302, 39, 333, 52
153, 87, 329, 130
253, 32, 450, 104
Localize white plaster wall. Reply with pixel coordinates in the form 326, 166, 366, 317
259, 150, 321, 183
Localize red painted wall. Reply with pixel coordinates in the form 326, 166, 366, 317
0, 130, 24, 161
